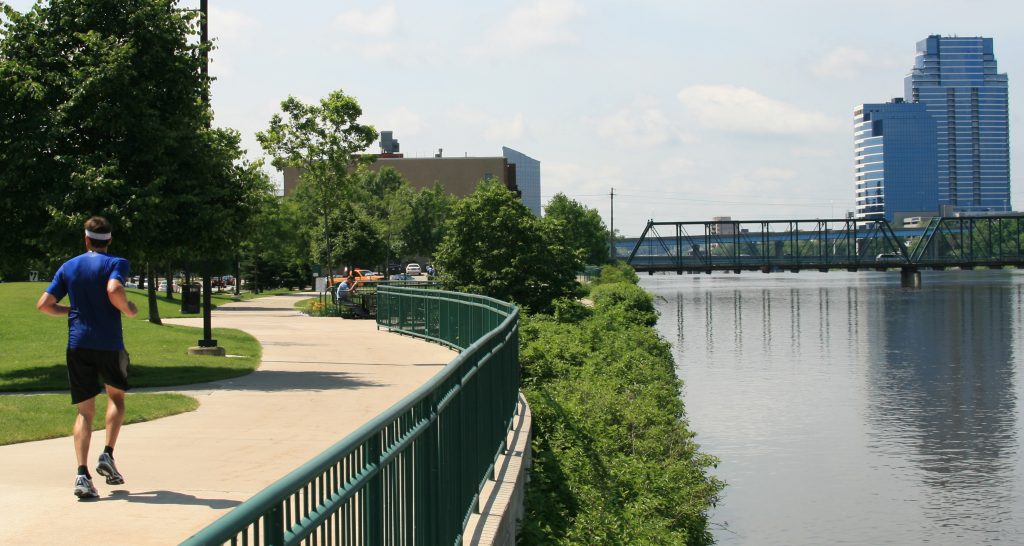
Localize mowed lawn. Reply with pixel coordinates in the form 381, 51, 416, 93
0, 282, 267, 445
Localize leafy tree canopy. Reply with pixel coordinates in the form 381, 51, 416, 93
256, 90, 377, 275
0, 0, 263, 281
543, 193, 609, 267
401, 182, 457, 259
434, 180, 580, 313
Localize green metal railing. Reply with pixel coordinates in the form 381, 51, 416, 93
182, 286, 520, 546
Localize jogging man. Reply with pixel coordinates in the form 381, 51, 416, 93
36, 216, 138, 499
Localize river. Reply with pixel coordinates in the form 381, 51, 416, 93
643, 270, 1024, 545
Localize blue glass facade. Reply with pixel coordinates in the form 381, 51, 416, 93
502, 146, 541, 215
904, 36, 1011, 213
854, 100, 939, 222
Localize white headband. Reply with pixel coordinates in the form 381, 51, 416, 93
85, 229, 112, 241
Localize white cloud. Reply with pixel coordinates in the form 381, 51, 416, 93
209, 7, 259, 44
657, 157, 695, 179
335, 5, 397, 36
544, 161, 622, 198
449, 108, 525, 142
368, 106, 424, 140
790, 146, 836, 159
588, 100, 681, 148
677, 84, 842, 134
472, 0, 584, 57
812, 46, 872, 79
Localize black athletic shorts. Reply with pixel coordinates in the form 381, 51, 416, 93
66, 348, 131, 404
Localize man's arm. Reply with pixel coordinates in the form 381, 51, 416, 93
36, 292, 70, 317
107, 279, 139, 317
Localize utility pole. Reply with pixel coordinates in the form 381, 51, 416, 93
609, 187, 615, 261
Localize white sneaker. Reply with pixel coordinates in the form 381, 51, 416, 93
74, 475, 98, 499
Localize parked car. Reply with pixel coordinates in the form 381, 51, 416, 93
405, 263, 422, 275
389, 273, 414, 281
353, 269, 384, 281
875, 253, 903, 262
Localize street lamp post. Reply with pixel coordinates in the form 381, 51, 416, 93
189, 0, 223, 356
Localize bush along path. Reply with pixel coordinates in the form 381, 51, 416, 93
519, 265, 724, 545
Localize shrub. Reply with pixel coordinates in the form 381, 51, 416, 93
520, 276, 722, 544
591, 262, 640, 287
589, 282, 659, 327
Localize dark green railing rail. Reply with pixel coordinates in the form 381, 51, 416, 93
181, 286, 520, 546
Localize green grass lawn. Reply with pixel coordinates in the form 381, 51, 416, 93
0, 281, 272, 445
1, 282, 262, 391
0, 393, 198, 445
123, 286, 295, 319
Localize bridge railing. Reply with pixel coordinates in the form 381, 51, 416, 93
626, 216, 1024, 271
182, 285, 520, 546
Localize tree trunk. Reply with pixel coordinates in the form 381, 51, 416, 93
147, 263, 162, 325
165, 266, 174, 299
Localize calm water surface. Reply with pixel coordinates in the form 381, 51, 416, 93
643, 270, 1024, 545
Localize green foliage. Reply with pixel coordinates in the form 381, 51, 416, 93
239, 196, 313, 290
402, 183, 457, 259
0, 0, 246, 268
257, 90, 378, 275
434, 181, 580, 313
589, 282, 659, 327
0, 392, 198, 446
520, 280, 722, 544
544, 193, 610, 266
591, 262, 640, 287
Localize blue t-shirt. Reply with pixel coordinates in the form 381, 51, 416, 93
46, 251, 131, 351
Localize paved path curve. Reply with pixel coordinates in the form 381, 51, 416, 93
0, 293, 455, 545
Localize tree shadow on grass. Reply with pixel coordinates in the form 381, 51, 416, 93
104, 489, 242, 508
0, 364, 67, 391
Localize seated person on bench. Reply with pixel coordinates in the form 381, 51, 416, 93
335, 274, 368, 317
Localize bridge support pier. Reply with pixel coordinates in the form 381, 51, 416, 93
900, 267, 921, 288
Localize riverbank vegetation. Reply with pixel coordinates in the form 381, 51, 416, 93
518, 263, 723, 544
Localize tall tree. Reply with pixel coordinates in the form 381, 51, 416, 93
435, 180, 579, 313
402, 183, 457, 260
0, 0, 211, 267
543, 193, 610, 267
256, 91, 377, 277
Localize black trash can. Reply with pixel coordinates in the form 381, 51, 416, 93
181, 283, 201, 314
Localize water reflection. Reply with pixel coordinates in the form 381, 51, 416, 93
867, 281, 1019, 531
644, 271, 1024, 545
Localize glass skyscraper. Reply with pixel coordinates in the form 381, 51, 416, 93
904, 35, 1010, 213
854, 99, 939, 222
502, 146, 541, 215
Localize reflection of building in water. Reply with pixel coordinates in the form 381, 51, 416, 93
866, 281, 1017, 519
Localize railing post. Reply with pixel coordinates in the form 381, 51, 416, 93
263, 503, 285, 546
366, 435, 383, 545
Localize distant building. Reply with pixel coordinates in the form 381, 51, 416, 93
281, 135, 528, 203
904, 35, 1011, 213
710, 216, 737, 235
853, 99, 939, 223
502, 147, 541, 215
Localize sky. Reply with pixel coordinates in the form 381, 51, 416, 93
5, 0, 1024, 236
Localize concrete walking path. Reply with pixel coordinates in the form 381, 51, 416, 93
0, 293, 455, 545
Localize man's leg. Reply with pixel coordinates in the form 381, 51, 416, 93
96, 385, 126, 485
72, 397, 100, 498
104, 385, 126, 448
73, 398, 96, 467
